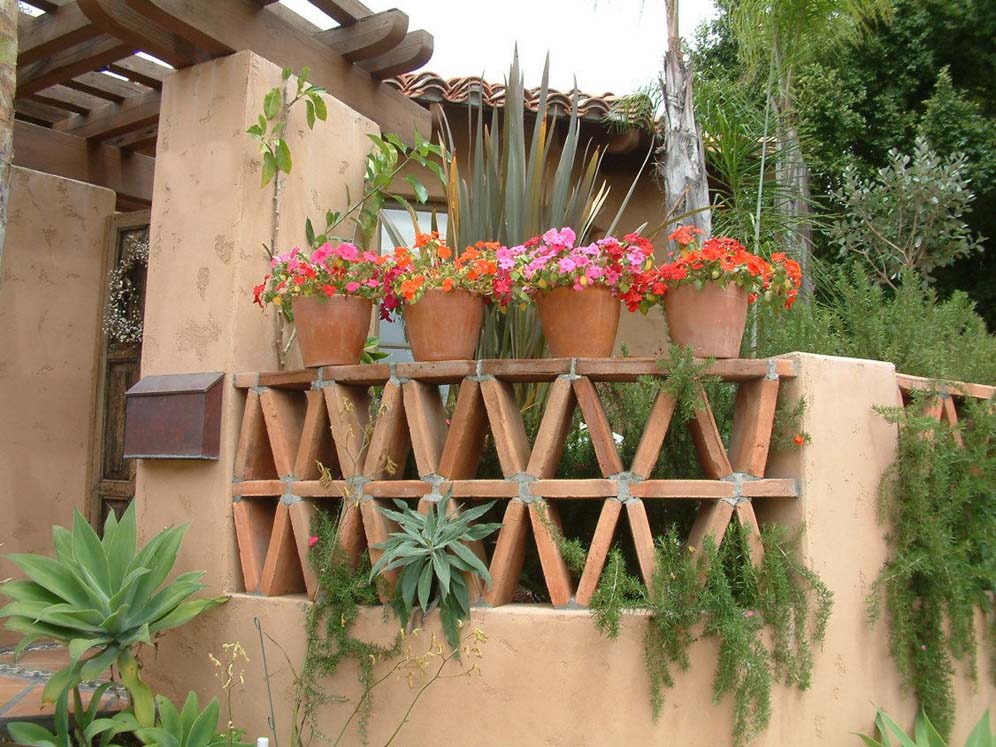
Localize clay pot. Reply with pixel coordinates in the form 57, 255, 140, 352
404, 289, 485, 361
662, 281, 748, 358
535, 285, 620, 358
291, 294, 372, 367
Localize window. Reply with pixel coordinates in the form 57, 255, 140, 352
377, 207, 448, 362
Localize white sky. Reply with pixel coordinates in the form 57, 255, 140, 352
282, 0, 718, 95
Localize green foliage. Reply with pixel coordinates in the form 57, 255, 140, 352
442, 50, 646, 362
753, 263, 996, 384
371, 494, 501, 649
867, 400, 996, 737
830, 137, 982, 285
596, 523, 833, 747
360, 336, 389, 364
298, 506, 392, 745
857, 707, 994, 747
135, 692, 249, 747
247, 66, 327, 187
589, 547, 646, 639
0, 504, 225, 725
7, 684, 139, 747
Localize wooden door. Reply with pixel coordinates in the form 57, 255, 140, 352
89, 211, 150, 530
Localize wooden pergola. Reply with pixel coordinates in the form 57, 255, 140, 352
13, 0, 434, 209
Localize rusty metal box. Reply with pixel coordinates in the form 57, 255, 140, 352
123, 372, 224, 459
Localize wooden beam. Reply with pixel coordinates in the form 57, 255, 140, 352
54, 89, 160, 140
104, 123, 158, 151
124, 0, 432, 140
16, 98, 72, 124
107, 55, 171, 89
65, 70, 150, 102
22, 1, 64, 13
308, 0, 373, 25
13, 120, 155, 203
18, 2, 101, 66
357, 29, 432, 79
317, 9, 408, 62
28, 84, 102, 114
17, 34, 134, 95
78, 0, 217, 67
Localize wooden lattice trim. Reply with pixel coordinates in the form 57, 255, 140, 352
230, 357, 814, 608
896, 373, 995, 401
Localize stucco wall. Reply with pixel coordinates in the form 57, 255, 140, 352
0, 167, 116, 644
140, 353, 995, 745
134, 50, 378, 593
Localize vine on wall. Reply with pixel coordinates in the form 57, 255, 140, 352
869, 396, 996, 738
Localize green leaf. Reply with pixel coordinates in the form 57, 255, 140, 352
416, 561, 433, 612
450, 542, 491, 586
41, 664, 81, 704
404, 176, 429, 204
7, 721, 59, 747
275, 139, 292, 174
432, 550, 451, 599
311, 94, 327, 122
305, 99, 315, 129
186, 696, 221, 747
874, 710, 918, 747
263, 88, 281, 120
281, 67, 292, 80
148, 597, 226, 634
79, 645, 119, 681
965, 711, 992, 747
246, 124, 264, 137
261, 151, 277, 187
6, 554, 91, 608
299, 66, 310, 83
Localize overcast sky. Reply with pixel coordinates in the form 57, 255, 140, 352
282, 0, 719, 95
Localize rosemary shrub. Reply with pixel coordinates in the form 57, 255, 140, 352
868, 397, 996, 738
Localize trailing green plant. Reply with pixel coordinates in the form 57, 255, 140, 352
0, 504, 226, 728
294, 504, 394, 746
134, 692, 250, 747
587, 522, 832, 747
857, 707, 994, 747
867, 398, 996, 738
371, 493, 502, 648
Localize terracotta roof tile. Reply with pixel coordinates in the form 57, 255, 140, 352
388, 72, 619, 121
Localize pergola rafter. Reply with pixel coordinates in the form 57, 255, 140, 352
12, 0, 434, 208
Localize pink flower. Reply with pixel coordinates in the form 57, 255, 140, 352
334, 243, 359, 261
365, 278, 380, 287
558, 257, 577, 273
496, 247, 516, 270
311, 243, 334, 265
542, 226, 576, 248
345, 281, 360, 293
308, 535, 319, 548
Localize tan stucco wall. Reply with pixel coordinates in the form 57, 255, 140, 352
140, 353, 995, 745
0, 167, 116, 644
134, 51, 378, 593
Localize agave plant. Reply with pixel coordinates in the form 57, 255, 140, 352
370, 494, 501, 648
134, 693, 250, 747
857, 707, 993, 747
0, 504, 226, 726
7, 684, 139, 747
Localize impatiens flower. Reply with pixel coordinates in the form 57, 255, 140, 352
793, 434, 806, 446
345, 281, 360, 293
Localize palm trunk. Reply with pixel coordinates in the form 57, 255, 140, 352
658, 0, 711, 249
0, 0, 16, 290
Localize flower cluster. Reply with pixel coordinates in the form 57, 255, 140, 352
388, 232, 513, 309
634, 226, 802, 311
253, 242, 398, 319
503, 227, 654, 305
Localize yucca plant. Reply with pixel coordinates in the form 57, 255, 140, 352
438, 50, 650, 364
857, 708, 994, 747
134, 693, 250, 747
369, 494, 501, 648
0, 504, 226, 726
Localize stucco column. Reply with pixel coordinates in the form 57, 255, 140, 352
135, 51, 378, 591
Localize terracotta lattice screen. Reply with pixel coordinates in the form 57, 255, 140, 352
231, 358, 801, 605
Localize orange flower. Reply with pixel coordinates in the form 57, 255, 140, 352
441, 277, 455, 292
793, 434, 806, 446
400, 275, 424, 301
437, 244, 452, 260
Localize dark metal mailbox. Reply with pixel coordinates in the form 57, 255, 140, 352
123, 372, 224, 460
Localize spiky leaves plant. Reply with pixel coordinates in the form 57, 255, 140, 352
370, 494, 501, 648
135, 692, 250, 747
7, 683, 140, 747
857, 707, 994, 747
0, 504, 226, 726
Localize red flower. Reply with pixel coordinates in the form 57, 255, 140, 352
793, 434, 806, 446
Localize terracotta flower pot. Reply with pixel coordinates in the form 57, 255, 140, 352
663, 281, 748, 359
291, 294, 372, 367
535, 285, 621, 358
404, 289, 485, 361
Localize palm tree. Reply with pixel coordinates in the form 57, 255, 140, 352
0, 0, 15, 289
730, 0, 890, 289
659, 0, 711, 244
